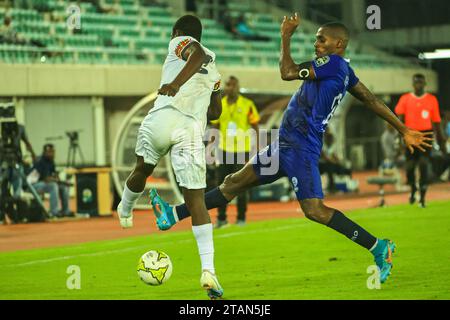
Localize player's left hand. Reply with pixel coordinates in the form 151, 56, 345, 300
158, 82, 180, 96
403, 129, 433, 153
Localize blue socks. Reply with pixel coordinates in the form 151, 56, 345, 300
175, 187, 230, 221
327, 210, 378, 251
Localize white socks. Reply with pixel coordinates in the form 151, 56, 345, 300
173, 207, 180, 222
120, 185, 143, 216
192, 223, 215, 274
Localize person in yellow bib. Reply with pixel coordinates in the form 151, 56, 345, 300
210, 76, 260, 228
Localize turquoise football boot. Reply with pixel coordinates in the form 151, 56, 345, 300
149, 189, 176, 231
373, 239, 396, 283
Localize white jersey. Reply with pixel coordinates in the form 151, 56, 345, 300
152, 36, 221, 127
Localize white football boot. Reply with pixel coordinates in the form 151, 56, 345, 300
200, 270, 224, 299
117, 201, 133, 228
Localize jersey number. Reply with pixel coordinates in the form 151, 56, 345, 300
322, 93, 343, 125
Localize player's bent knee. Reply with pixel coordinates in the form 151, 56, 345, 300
135, 162, 154, 177
300, 200, 329, 224
183, 190, 207, 211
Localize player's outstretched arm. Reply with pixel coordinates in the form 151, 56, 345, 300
158, 42, 207, 96
279, 13, 315, 81
349, 81, 433, 153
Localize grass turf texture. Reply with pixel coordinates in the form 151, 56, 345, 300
1, 200, 449, 300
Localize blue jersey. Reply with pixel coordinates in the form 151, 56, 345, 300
279, 54, 359, 155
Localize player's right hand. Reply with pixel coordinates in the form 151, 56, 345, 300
158, 82, 180, 97
403, 129, 433, 153
281, 12, 300, 37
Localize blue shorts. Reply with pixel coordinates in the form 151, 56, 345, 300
251, 140, 324, 200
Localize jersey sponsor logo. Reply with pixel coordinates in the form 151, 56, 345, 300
314, 56, 330, 67
213, 80, 221, 91
175, 38, 192, 58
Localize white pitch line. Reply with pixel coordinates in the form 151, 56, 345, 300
1, 223, 305, 268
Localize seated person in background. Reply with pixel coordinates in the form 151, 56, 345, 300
223, 13, 237, 35
0, 16, 48, 53
225, 14, 271, 42
319, 130, 352, 193
30, 144, 73, 218
0, 16, 26, 45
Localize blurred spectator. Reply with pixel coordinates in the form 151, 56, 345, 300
29, 144, 73, 218
9, 123, 37, 199
381, 123, 401, 163
379, 123, 406, 191
319, 130, 353, 193
0, 16, 47, 51
0, 16, 26, 45
185, 0, 197, 14
224, 13, 271, 42
223, 12, 235, 34
210, 76, 260, 228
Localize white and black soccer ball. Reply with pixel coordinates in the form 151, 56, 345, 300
137, 250, 173, 286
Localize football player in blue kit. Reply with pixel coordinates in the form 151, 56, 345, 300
150, 13, 433, 284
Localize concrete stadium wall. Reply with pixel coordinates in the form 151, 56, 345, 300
0, 63, 438, 96
15, 97, 102, 166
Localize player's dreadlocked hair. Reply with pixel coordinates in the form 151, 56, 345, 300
172, 15, 202, 42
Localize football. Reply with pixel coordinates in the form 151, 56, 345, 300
137, 250, 173, 286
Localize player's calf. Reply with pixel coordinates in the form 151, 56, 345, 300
118, 157, 155, 229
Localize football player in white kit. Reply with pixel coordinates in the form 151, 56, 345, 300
117, 15, 224, 299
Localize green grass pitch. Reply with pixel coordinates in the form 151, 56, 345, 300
1, 200, 449, 300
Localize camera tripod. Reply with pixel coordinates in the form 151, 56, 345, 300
66, 131, 85, 167
46, 130, 85, 167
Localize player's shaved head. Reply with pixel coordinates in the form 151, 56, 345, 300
172, 15, 202, 42
320, 22, 349, 49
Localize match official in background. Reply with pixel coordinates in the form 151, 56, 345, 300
211, 76, 260, 228
395, 73, 446, 207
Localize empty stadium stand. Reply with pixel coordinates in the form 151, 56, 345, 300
0, 0, 414, 68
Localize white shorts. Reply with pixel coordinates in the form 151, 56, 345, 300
135, 106, 206, 190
